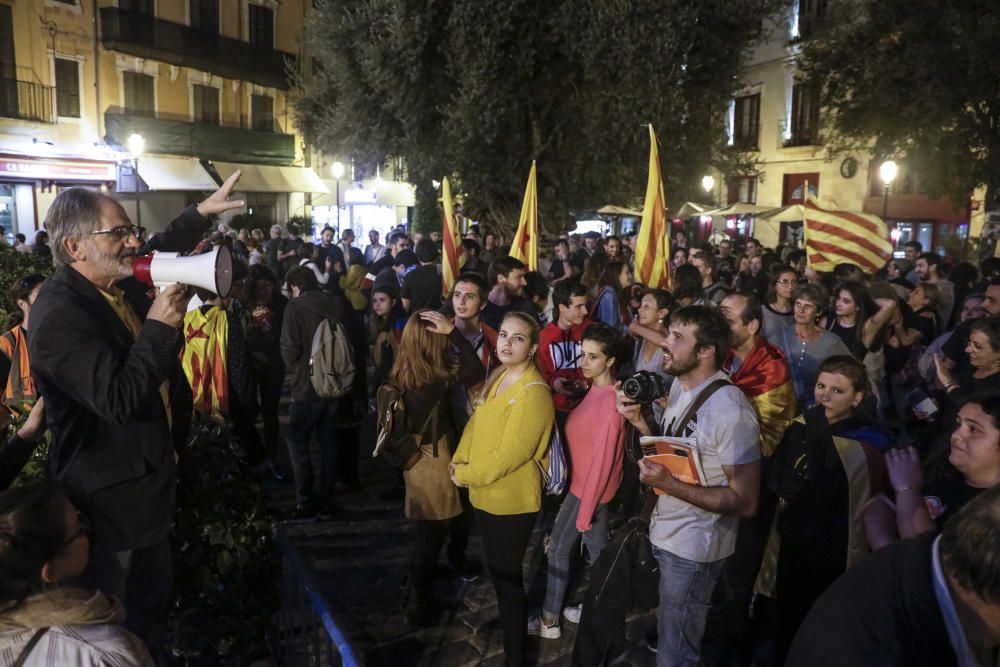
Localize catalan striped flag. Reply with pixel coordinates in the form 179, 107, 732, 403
634, 125, 670, 289
509, 161, 538, 271
803, 193, 893, 273
441, 177, 465, 296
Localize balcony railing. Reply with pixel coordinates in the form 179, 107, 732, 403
0, 78, 56, 124
777, 119, 824, 148
100, 7, 297, 90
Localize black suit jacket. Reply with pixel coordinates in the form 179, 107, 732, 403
28, 206, 208, 551
787, 532, 956, 667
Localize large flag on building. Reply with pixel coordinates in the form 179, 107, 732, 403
441, 177, 465, 296
803, 193, 894, 273
634, 125, 670, 289
509, 161, 538, 271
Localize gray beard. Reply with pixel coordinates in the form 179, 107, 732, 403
87, 241, 133, 281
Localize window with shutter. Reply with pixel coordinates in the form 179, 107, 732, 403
251, 93, 273, 132
124, 71, 155, 117
193, 84, 219, 124
55, 58, 80, 118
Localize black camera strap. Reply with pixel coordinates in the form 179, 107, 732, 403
667, 378, 732, 438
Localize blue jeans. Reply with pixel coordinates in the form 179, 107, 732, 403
654, 546, 727, 667
286, 398, 339, 506
542, 492, 610, 617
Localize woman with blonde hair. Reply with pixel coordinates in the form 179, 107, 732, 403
450, 311, 555, 667
386, 309, 484, 626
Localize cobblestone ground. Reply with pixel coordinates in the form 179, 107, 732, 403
266, 415, 659, 667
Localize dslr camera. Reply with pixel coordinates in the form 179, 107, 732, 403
622, 370, 669, 404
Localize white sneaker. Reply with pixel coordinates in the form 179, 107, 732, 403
527, 614, 562, 639
562, 604, 583, 624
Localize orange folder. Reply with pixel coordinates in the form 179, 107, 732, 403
640, 436, 707, 494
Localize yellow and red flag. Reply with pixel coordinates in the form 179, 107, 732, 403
510, 161, 538, 271
634, 125, 670, 289
725, 338, 796, 457
441, 177, 465, 296
804, 193, 893, 273
181, 306, 229, 420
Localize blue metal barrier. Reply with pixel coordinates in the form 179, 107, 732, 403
272, 525, 364, 666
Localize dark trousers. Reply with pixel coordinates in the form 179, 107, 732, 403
286, 397, 339, 506
253, 364, 284, 461
409, 519, 450, 610
475, 509, 538, 667
447, 487, 474, 566
77, 537, 173, 648
700, 514, 770, 667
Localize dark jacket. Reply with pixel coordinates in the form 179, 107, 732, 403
29, 206, 209, 552
280, 289, 343, 401
786, 532, 955, 667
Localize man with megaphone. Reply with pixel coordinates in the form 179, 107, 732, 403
27, 171, 245, 650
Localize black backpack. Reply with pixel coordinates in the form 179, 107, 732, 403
374, 383, 439, 469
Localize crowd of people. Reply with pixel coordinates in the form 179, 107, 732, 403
0, 177, 998, 667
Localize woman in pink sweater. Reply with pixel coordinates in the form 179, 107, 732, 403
528, 323, 626, 639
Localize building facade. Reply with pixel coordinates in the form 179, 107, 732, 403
0, 0, 327, 240
712, 0, 969, 256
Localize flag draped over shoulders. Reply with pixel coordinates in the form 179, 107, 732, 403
726, 338, 796, 457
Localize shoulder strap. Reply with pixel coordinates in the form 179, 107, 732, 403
670, 378, 732, 437
12, 627, 49, 667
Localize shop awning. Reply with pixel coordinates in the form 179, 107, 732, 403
211, 162, 329, 193
136, 157, 217, 191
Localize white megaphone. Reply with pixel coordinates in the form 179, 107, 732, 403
133, 245, 234, 297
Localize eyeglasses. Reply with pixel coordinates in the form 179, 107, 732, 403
90, 224, 139, 240
63, 512, 91, 548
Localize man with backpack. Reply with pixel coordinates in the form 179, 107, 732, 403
280, 266, 353, 522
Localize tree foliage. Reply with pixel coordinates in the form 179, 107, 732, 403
296, 0, 780, 235
799, 0, 1000, 209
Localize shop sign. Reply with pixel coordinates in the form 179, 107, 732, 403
344, 187, 378, 204
0, 158, 115, 182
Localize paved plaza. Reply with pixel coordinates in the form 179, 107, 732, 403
268, 419, 659, 667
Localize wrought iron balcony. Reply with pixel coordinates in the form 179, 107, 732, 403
0, 78, 56, 124
100, 7, 297, 91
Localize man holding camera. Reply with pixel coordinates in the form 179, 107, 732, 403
616, 306, 760, 666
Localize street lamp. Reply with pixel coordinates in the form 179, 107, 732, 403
331, 161, 344, 229
127, 133, 144, 230
701, 174, 715, 196
879, 160, 897, 220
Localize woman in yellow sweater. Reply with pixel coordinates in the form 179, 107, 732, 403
450, 311, 554, 667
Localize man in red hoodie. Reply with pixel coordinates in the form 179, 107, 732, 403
537, 280, 591, 427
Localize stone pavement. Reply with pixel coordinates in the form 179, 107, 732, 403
266, 417, 660, 667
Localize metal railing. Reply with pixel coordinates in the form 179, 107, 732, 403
776, 119, 824, 148
100, 7, 297, 90
0, 78, 56, 123
273, 525, 364, 666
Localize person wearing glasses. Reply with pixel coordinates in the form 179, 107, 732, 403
761, 266, 798, 340
26, 173, 245, 648
0, 480, 154, 665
